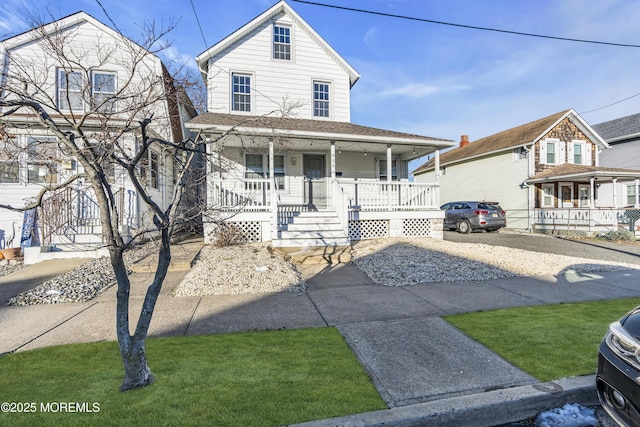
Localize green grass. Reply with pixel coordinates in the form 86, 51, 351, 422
0, 328, 385, 427
445, 297, 640, 382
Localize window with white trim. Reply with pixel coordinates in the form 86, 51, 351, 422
92, 71, 116, 112
0, 138, 19, 183
27, 137, 58, 185
58, 70, 84, 111
141, 149, 160, 189
546, 141, 556, 164
627, 185, 638, 206
232, 73, 251, 112
244, 153, 285, 190
540, 138, 563, 165
541, 183, 555, 207
313, 81, 330, 117
378, 159, 398, 181
273, 25, 291, 60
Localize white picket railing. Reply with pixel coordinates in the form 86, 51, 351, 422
209, 178, 440, 213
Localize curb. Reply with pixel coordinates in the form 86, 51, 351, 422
289, 375, 598, 427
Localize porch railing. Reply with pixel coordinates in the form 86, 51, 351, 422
335, 180, 440, 211
532, 208, 638, 231
208, 179, 272, 211
210, 178, 440, 212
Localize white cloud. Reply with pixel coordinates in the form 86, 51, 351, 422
380, 82, 470, 97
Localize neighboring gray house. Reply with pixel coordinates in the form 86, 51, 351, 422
186, 1, 454, 247
594, 113, 640, 208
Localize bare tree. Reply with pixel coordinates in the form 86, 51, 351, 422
0, 13, 205, 390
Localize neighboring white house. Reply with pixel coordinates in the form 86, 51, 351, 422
186, 1, 454, 247
413, 109, 640, 236
0, 12, 198, 259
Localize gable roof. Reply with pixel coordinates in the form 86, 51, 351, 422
592, 112, 640, 143
195, 0, 360, 87
2, 11, 140, 53
413, 109, 607, 175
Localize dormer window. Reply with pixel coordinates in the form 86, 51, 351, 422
273, 25, 291, 60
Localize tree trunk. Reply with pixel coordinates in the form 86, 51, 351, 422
119, 337, 154, 391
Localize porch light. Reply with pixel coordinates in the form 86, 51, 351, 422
364, 150, 367, 156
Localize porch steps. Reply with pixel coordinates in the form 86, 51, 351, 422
274, 210, 350, 249
273, 245, 352, 264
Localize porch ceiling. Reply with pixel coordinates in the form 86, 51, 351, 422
187, 112, 454, 160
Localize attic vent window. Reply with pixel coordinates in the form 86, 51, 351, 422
273, 25, 291, 60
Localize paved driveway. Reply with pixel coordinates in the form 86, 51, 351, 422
443, 231, 640, 266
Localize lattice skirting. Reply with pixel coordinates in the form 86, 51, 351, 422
402, 218, 433, 237
349, 220, 389, 240
224, 221, 262, 243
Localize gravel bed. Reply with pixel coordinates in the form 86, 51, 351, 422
8, 242, 157, 306
172, 243, 306, 296
352, 237, 640, 286
0, 261, 25, 278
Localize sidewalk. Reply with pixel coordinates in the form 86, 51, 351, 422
1, 239, 637, 425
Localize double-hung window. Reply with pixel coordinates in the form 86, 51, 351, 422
92, 71, 116, 112
58, 70, 84, 111
378, 159, 397, 181
627, 185, 638, 206
232, 73, 251, 112
0, 138, 19, 183
541, 183, 555, 207
245, 154, 286, 190
141, 150, 160, 189
313, 81, 330, 117
273, 25, 291, 60
27, 137, 58, 185
546, 141, 556, 164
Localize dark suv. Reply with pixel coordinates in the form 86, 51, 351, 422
440, 201, 507, 233
598, 306, 640, 426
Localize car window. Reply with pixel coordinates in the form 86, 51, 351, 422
440, 203, 450, 210
459, 203, 471, 210
478, 202, 502, 210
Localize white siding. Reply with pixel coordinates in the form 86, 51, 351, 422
207, 13, 351, 121
416, 151, 530, 230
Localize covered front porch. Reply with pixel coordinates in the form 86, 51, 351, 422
526, 164, 640, 236
187, 113, 454, 246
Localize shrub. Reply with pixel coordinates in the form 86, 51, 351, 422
209, 223, 246, 247
598, 229, 635, 242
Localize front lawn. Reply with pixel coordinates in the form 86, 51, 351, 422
444, 297, 640, 382
0, 327, 385, 427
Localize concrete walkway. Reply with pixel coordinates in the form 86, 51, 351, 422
1, 238, 638, 425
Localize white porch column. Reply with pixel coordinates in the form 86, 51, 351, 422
434, 150, 440, 183
386, 145, 392, 183
330, 141, 336, 180
589, 177, 595, 209
613, 178, 618, 209
269, 140, 277, 240
387, 145, 392, 210
636, 179, 640, 208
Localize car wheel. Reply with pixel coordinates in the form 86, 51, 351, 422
457, 219, 471, 234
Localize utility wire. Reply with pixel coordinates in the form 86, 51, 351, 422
189, 0, 208, 49
581, 91, 640, 115
291, 0, 640, 48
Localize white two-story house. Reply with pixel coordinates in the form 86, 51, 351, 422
414, 109, 640, 236
186, 1, 454, 247
0, 12, 197, 259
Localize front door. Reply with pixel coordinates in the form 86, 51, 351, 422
303, 155, 326, 209
560, 184, 573, 208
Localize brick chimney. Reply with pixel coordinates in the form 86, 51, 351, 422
460, 135, 469, 148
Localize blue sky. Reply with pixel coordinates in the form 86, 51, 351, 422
1, 0, 640, 154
